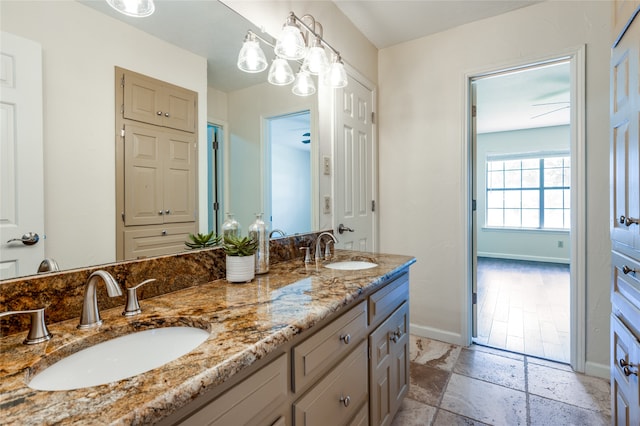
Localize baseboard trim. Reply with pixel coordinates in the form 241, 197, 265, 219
478, 252, 570, 264
410, 323, 464, 346
585, 361, 610, 380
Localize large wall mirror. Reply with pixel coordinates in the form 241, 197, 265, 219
0, 0, 322, 280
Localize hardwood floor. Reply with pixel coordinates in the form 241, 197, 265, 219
474, 257, 570, 363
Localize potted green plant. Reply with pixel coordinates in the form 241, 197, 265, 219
223, 234, 258, 283
184, 231, 221, 249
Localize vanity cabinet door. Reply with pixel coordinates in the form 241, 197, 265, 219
369, 302, 409, 426
611, 315, 640, 425
122, 69, 196, 133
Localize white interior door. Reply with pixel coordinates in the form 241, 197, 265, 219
335, 77, 376, 251
0, 32, 45, 279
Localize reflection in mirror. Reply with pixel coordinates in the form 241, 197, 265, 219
0, 0, 320, 280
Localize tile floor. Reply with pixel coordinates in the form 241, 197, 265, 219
392, 336, 611, 426
475, 258, 570, 363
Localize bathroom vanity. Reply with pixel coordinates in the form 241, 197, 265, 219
0, 249, 414, 425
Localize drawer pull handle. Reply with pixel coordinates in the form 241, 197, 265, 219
339, 395, 351, 407
622, 265, 637, 275
340, 334, 351, 344
619, 215, 640, 227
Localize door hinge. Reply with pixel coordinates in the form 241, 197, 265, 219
472, 199, 476, 211
120, 125, 125, 137
371, 200, 376, 212
472, 292, 477, 305
120, 75, 125, 87
213, 140, 219, 150
472, 105, 477, 118
121, 212, 125, 222
213, 201, 219, 211
121, 103, 124, 114
371, 111, 375, 124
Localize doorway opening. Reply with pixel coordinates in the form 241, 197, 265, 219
470, 59, 576, 364
264, 111, 312, 235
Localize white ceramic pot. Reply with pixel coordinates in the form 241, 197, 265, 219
226, 254, 255, 283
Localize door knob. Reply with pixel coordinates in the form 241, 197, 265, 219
338, 224, 354, 234
620, 215, 639, 226
7, 232, 39, 246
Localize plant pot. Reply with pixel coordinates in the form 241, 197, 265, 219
226, 254, 255, 283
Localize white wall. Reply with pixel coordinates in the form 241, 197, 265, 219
226, 82, 316, 232
477, 125, 571, 263
0, 1, 207, 271
378, 1, 612, 377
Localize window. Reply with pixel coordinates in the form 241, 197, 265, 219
486, 153, 570, 230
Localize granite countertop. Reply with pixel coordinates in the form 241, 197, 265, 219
0, 250, 415, 425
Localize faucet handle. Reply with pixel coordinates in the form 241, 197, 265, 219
300, 247, 312, 264
0, 308, 52, 345
324, 241, 334, 260
123, 279, 156, 317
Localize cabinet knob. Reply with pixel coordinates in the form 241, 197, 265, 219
156, 111, 163, 116
165, 209, 171, 215
339, 395, 351, 407
164, 112, 170, 118
158, 210, 164, 215
340, 334, 351, 344
623, 366, 638, 377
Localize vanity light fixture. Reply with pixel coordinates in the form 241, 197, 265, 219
106, 0, 155, 17
237, 11, 348, 96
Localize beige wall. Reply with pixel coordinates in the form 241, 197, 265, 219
1, 1, 207, 271
378, 1, 612, 377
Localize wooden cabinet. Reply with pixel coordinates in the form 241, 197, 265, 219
162, 269, 410, 426
369, 302, 409, 426
611, 5, 640, 425
122, 69, 196, 133
115, 67, 198, 261
123, 123, 196, 226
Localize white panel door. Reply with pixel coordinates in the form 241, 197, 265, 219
335, 77, 376, 251
0, 32, 44, 279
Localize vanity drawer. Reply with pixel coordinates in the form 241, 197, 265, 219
179, 354, 287, 426
369, 272, 409, 326
293, 340, 368, 426
292, 301, 367, 392
612, 251, 640, 336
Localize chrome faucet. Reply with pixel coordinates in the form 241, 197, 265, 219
314, 232, 338, 261
37, 258, 60, 274
78, 270, 123, 329
269, 229, 286, 238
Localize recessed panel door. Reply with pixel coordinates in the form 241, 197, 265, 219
0, 32, 45, 279
335, 77, 375, 251
164, 132, 196, 223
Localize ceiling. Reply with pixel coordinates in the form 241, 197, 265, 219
80, 0, 567, 133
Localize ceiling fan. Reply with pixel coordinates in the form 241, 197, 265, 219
531, 101, 570, 119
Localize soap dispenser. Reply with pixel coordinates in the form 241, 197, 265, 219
249, 213, 269, 274
222, 213, 240, 239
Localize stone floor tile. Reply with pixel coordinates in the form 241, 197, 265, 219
453, 347, 526, 391
529, 395, 610, 426
433, 409, 491, 426
407, 362, 451, 406
390, 398, 437, 426
467, 343, 525, 361
527, 363, 611, 416
526, 355, 573, 372
440, 373, 527, 425
410, 335, 461, 371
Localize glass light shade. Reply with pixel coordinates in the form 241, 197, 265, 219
275, 24, 306, 60
237, 39, 268, 73
268, 58, 295, 86
302, 46, 329, 76
325, 57, 348, 88
292, 70, 316, 97
106, 0, 155, 17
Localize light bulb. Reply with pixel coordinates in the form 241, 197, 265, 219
325, 55, 348, 88
303, 45, 328, 76
106, 0, 155, 17
237, 36, 267, 73
268, 58, 295, 86
292, 70, 316, 96
275, 18, 306, 60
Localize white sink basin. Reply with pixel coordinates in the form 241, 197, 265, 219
29, 326, 209, 391
324, 261, 378, 271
